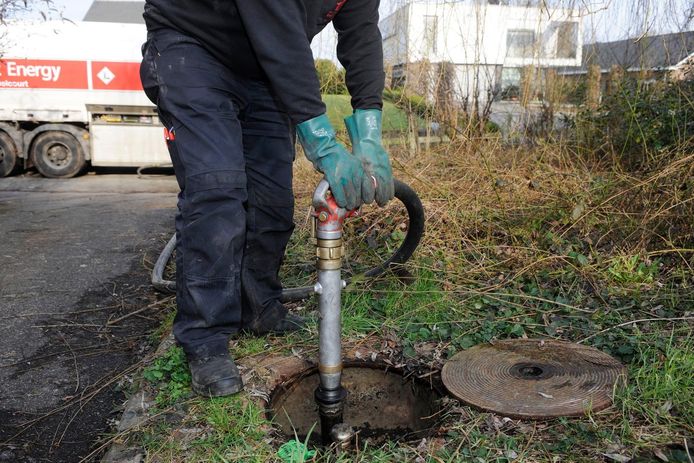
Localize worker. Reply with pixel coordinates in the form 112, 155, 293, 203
139, 1, 393, 397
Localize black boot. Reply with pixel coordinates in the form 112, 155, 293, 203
244, 312, 306, 336
188, 354, 243, 398
266, 312, 306, 334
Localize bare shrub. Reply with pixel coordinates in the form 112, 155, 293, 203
0, 0, 55, 23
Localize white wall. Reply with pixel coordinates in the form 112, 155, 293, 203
382, 1, 583, 68
452, 64, 500, 104
381, 4, 410, 67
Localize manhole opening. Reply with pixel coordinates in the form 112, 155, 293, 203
520, 366, 543, 377
509, 362, 554, 381
269, 364, 444, 444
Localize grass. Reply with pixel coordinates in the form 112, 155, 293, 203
116, 131, 693, 462
624, 332, 693, 431
323, 94, 411, 134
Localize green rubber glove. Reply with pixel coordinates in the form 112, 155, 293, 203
345, 109, 395, 206
297, 113, 374, 210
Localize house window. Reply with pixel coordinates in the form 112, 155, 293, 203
556, 22, 578, 59
506, 30, 535, 58
391, 65, 406, 88
424, 15, 437, 54
499, 67, 521, 100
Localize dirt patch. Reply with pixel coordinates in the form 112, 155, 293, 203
0, 258, 171, 463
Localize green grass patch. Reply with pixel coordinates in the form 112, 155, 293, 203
323, 94, 410, 134
622, 331, 693, 431
607, 254, 660, 285
188, 396, 273, 462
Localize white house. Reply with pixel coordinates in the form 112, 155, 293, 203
381, 0, 583, 107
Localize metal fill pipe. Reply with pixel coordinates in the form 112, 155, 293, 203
317, 268, 343, 391
312, 180, 350, 444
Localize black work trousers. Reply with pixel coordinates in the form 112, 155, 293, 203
140, 28, 295, 360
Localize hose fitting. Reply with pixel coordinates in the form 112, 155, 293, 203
316, 238, 344, 270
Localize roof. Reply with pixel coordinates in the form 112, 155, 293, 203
559, 30, 694, 75
83, 0, 145, 24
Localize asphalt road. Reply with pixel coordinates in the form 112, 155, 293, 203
0, 173, 178, 462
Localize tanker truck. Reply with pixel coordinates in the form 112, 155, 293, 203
0, 20, 169, 178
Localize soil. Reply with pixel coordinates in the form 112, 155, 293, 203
0, 175, 177, 462
0, 262, 167, 462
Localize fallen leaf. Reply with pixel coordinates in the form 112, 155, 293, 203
603, 453, 631, 462
659, 401, 673, 414
571, 202, 586, 221
653, 448, 669, 462
538, 392, 554, 399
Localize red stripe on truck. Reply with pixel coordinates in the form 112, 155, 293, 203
0, 59, 143, 91
92, 61, 143, 91
0, 59, 88, 89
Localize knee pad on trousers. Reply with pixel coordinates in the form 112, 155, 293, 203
180, 170, 247, 279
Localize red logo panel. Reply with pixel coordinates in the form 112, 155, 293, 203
92, 61, 142, 91
0, 59, 88, 89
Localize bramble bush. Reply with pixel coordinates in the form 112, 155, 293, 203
573, 78, 694, 169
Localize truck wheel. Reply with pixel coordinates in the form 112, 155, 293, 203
0, 131, 19, 177
31, 131, 86, 178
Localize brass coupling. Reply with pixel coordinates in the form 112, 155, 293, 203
318, 362, 343, 375
316, 238, 344, 270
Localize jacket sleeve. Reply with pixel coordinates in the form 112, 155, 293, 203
333, 0, 385, 111
235, 1, 326, 125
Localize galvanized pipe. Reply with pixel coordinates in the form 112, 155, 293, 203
317, 268, 343, 391
312, 180, 350, 444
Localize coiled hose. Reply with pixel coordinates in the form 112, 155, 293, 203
152, 179, 425, 302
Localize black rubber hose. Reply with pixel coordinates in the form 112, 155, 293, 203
151, 233, 177, 294
152, 179, 425, 301
364, 179, 424, 278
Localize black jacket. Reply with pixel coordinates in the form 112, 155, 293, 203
143, 0, 384, 125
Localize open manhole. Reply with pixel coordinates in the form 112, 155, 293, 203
270, 365, 444, 443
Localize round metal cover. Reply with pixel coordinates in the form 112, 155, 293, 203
441, 339, 626, 419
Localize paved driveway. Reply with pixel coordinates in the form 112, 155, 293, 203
0, 173, 177, 462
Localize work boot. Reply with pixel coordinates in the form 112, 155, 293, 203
188, 354, 243, 398
244, 312, 306, 336
268, 312, 306, 334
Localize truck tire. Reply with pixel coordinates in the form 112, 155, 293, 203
31, 131, 86, 178
0, 131, 19, 177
